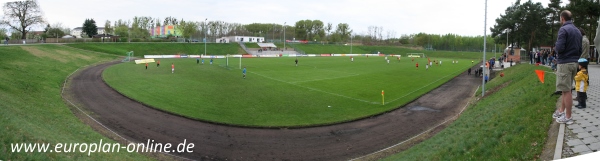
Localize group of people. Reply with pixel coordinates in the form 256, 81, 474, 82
552, 10, 595, 125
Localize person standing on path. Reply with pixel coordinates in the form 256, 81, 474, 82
575, 58, 589, 109
553, 10, 583, 125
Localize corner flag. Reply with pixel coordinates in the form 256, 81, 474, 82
382, 90, 385, 105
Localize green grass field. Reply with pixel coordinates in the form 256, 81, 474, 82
103, 56, 474, 127
0, 45, 150, 160
384, 64, 557, 160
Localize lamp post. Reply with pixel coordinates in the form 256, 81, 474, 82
283, 22, 286, 51
482, 0, 488, 96
204, 18, 207, 56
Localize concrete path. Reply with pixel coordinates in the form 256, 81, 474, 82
557, 64, 600, 159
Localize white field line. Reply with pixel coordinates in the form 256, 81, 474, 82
384, 69, 463, 104
61, 64, 192, 161
288, 73, 360, 84
250, 71, 378, 104
349, 85, 480, 161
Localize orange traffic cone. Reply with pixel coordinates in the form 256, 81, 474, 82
535, 70, 545, 83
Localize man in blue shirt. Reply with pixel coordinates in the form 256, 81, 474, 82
553, 10, 582, 125
242, 67, 247, 79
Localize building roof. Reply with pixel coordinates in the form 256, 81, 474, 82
257, 43, 277, 48
73, 27, 105, 30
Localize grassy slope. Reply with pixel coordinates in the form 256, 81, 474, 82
385, 64, 557, 160
0, 45, 149, 160
65, 43, 242, 55
103, 56, 473, 127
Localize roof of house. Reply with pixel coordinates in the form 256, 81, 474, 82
72, 27, 105, 30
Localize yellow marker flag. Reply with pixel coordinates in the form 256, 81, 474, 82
382, 90, 385, 105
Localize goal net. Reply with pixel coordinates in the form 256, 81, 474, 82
406, 53, 425, 58
122, 51, 134, 62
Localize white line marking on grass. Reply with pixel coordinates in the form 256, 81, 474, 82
384, 69, 463, 104
288, 73, 360, 84
349, 85, 480, 161
250, 71, 377, 104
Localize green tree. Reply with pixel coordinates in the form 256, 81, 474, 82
0, 28, 7, 40
46, 28, 65, 38
334, 23, 352, 42
179, 20, 199, 41
0, 0, 45, 39
113, 19, 129, 39
104, 20, 113, 35
566, 0, 600, 45
490, 0, 550, 52
82, 18, 98, 37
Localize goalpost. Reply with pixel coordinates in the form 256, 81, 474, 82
224, 55, 242, 69
406, 53, 425, 58
122, 51, 134, 62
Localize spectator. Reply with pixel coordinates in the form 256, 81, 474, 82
553, 10, 582, 125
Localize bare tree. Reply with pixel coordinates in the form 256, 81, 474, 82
0, 0, 45, 39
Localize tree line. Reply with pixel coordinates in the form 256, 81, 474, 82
490, 0, 599, 53
1, 0, 597, 53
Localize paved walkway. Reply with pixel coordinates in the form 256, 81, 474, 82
558, 64, 600, 158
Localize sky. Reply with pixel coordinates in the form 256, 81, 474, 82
2, 0, 561, 37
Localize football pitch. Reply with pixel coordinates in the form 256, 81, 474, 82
103, 56, 474, 127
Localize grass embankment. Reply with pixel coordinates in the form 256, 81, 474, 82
0, 45, 150, 160
65, 43, 243, 55
385, 64, 557, 160
104, 56, 473, 127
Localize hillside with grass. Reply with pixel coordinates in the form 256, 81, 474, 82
385, 64, 557, 160
0, 45, 150, 160
65, 43, 244, 56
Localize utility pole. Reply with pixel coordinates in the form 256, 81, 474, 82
283, 22, 286, 50
204, 18, 207, 56
482, 0, 488, 96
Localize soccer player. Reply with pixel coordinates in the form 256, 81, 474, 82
351, 56, 354, 62
416, 62, 419, 70
197, 58, 199, 64
171, 63, 175, 73
210, 58, 213, 65
440, 60, 442, 66
429, 61, 432, 67
295, 58, 299, 66
242, 67, 247, 79
426, 64, 429, 71
387, 59, 390, 64
397, 56, 400, 62
157, 59, 160, 67
145, 62, 148, 70
202, 59, 204, 64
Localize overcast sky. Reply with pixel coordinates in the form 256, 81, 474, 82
3, 0, 560, 37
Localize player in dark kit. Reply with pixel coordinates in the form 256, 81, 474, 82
295, 58, 298, 66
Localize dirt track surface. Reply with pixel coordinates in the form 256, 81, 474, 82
68, 61, 481, 160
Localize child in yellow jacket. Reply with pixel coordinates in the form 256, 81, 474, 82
575, 58, 589, 109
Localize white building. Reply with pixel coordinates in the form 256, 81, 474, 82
216, 36, 264, 43
71, 27, 105, 38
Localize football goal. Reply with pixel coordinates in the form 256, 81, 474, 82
122, 51, 134, 62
